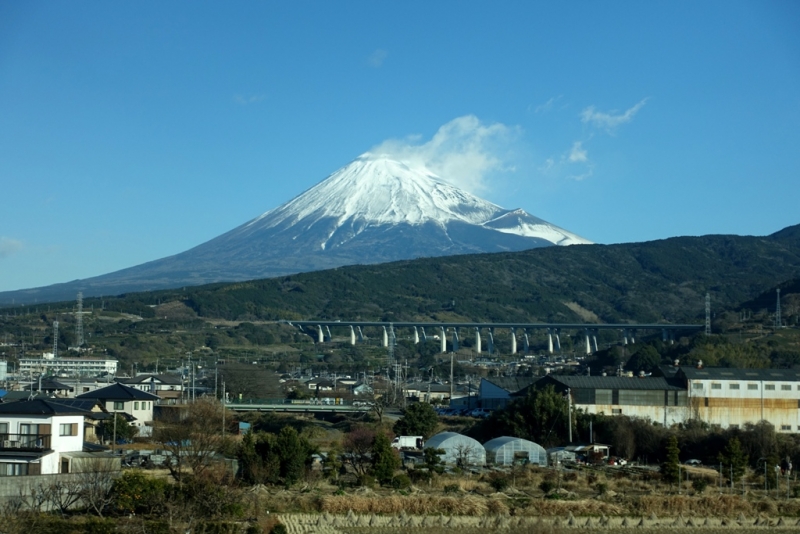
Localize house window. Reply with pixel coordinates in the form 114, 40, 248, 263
612, 408, 622, 415
729, 384, 740, 390
711, 383, 722, 390
782, 385, 791, 391
59, 423, 78, 436
0, 423, 7, 439
748, 384, 758, 390
0, 463, 29, 476
765, 384, 776, 391
113, 401, 124, 410
781, 425, 791, 431
692, 383, 703, 389
134, 402, 139, 410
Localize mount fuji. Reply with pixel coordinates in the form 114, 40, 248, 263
1, 153, 590, 303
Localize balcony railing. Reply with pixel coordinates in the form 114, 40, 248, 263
0, 434, 51, 451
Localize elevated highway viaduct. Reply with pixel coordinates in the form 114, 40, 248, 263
282, 320, 704, 355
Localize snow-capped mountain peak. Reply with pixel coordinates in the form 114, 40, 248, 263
240, 153, 590, 248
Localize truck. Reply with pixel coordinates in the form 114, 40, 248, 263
391, 436, 424, 450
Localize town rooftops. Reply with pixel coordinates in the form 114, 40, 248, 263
482, 377, 538, 393
120, 374, 182, 386
76, 383, 161, 401
0, 398, 91, 416
516, 375, 684, 396
678, 367, 800, 382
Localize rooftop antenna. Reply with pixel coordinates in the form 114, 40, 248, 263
776, 288, 782, 329
75, 292, 85, 347
705, 293, 711, 336
52, 320, 59, 359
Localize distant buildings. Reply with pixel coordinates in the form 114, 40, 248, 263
18, 353, 118, 377
476, 364, 800, 433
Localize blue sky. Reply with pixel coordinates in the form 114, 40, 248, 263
1, 2, 799, 292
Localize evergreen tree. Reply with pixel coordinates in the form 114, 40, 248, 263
370, 432, 401, 484
393, 402, 439, 439
718, 437, 748, 484
660, 435, 680, 485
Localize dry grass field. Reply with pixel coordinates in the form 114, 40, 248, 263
275, 512, 800, 533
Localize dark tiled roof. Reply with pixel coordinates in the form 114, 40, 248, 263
680, 367, 800, 382
536, 375, 685, 391
48, 399, 104, 412
76, 383, 160, 401
121, 374, 182, 386
0, 399, 90, 415
482, 377, 538, 393
23, 379, 74, 392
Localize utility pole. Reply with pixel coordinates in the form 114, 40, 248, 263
567, 388, 572, 443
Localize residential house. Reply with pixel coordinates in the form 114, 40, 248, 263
76, 383, 160, 437
0, 399, 88, 475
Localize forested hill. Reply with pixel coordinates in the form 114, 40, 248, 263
85, 224, 800, 325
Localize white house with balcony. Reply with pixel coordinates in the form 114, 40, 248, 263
0, 399, 87, 475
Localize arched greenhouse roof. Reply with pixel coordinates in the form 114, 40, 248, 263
483, 436, 548, 466
424, 432, 486, 466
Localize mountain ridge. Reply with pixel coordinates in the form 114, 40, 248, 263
1, 154, 589, 304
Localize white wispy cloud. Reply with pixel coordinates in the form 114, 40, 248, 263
233, 94, 267, 105
533, 95, 562, 114
370, 115, 520, 193
367, 49, 388, 68
581, 98, 648, 131
568, 141, 588, 163
0, 237, 22, 259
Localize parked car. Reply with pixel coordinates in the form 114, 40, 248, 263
685, 459, 702, 466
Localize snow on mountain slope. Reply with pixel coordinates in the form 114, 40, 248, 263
236, 153, 591, 248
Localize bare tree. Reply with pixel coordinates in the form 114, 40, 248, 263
76, 457, 119, 517
42, 476, 83, 516
453, 443, 481, 468
153, 397, 229, 483
342, 426, 376, 476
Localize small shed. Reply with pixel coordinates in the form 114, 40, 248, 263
424, 432, 486, 467
483, 436, 547, 466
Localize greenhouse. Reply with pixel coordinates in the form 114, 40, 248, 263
424, 432, 486, 466
483, 436, 548, 466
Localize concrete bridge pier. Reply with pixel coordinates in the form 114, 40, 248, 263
585, 329, 592, 355
668, 330, 675, 345
487, 328, 495, 354
440, 327, 446, 353
317, 325, 324, 343
452, 329, 460, 352
622, 329, 629, 345
555, 329, 562, 352
382, 326, 388, 347
350, 326, 356, 345
547, 328, 554, 354
413, 326, 420, 344
662, 328, 668, 343
420, 327, 427, 343
523, 331, 530, 353
357, 326, 365, 342
510, 328, 517, 354
592, 329, 599, 353
630, 330, 636, 344
475, 328, 482, 354
325, 326, 332, 342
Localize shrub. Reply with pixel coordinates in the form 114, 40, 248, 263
391, 474, 412, 490
443, 483, 460, 494
596, 482, 608, 495
269, 524, 288, 534
488, 472, 511, 492
692, 477, 708, 493
539, 479, 556, 494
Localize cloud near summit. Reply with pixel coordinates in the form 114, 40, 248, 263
370, 115, 520, 194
